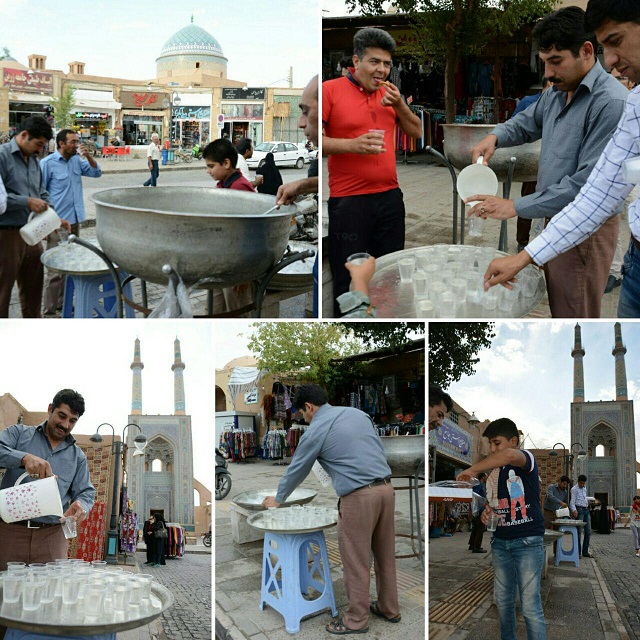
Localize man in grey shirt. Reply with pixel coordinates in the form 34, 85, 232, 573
262, 384, 400, 634
0, 389, 95, 572
467, 7, 628, 317
543, 474, 570, 529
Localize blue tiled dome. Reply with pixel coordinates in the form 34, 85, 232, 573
159, 23, 225, 59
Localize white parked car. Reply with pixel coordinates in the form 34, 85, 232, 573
247, 141, 309, 170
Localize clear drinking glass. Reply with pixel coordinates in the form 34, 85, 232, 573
416, 298, 435, 318
61, 575, 83, 605
398, 256, 416, 283
3, 570, 28, 603
112, 582, 131, 611
22, 579, 46, 611
450, 277, 468, 305
412, 271, 428, 297
438, 291, 456, 318
84, 584, 107, 618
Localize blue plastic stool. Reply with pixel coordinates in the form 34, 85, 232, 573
555, 525, 580, 567
62, 271, 135, 318
259, 530, 338, 634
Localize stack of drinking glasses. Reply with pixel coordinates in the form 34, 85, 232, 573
1, 559, 159, 624
256, 505, 338, 532
397, 245, 541, 318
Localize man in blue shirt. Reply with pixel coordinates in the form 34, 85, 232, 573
40, 130, 102, 315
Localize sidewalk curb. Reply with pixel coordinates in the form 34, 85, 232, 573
592, 561, 631, 639
101, 164, 204, 175
215, 604, 249, 640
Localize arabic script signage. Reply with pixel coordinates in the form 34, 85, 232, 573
222, 87, 265, 101
429, 420, 473, 464
75, 112, 109, 120
173, 106, 211, 120
3, 68, 53, 93
120, 91, 169, 110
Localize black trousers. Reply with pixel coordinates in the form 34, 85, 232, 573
328, 188, 405, 316
468, 514, 485, 550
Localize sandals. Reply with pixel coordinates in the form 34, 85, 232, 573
370, 601, 402, 623
326, 618, 369, 635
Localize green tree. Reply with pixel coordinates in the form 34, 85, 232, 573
247, 323, 365, 396
428, 322, 495, 389
339, 322, 424, 351
50, 84, 77, 130
345, 0, 557, 123
0, 47, 12, 61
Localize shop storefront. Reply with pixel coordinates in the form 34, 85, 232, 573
173, 105, 211, 148
3, 67, 54, 132
221, 87, 265, 145
74, 111, 110, 143
120, 90, 168, 146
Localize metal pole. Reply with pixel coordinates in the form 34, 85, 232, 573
105, 440, 122, 564
498, 157, 517, 253
425, 146, 459, 244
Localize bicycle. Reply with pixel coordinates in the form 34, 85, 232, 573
174, 147, 194, 164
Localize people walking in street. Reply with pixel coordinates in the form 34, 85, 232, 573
428, 384, 453, 430
0, 116, 70, 318
481, 0, 640, 318
152, 513, 167, 567
543, 475, 570, 529
323, 27, 422, 316
143, 514, 156, 565
256, 152, 283, 196
143, 133, 161, 187
469, 473, 488, 553
467, 7, 627, 318
40, 129, 102, 315
262, 384, 400, 635
457, 418, 546, 640
234, 138, 262, 190
630, 496, 640, 556
570, 474, 593, 558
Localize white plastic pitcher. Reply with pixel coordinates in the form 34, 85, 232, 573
456, 156, 499, 207
19, 207, 61, 246
0, 472, 64, 523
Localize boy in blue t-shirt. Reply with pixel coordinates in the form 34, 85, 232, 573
457, 418, 546, 640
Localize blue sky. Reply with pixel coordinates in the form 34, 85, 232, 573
0, 0, 318, 88
449, 321, 640, 465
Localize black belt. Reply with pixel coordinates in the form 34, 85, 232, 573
633, 235, 640, 252
352, 477, 392, 493
7, 520, 61, 529
0, 226, 23, 231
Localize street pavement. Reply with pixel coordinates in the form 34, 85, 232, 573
215, 457, 425, 640
119, 542, 212, 640
429, 521, 637, 640
321, 154, 626, 318
6, 157, 314, 318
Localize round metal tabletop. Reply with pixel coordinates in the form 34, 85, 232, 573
247, 507, 338, 534
552, 519, 586, 528
368, 245, 546, 318
231, 488, 317, 511
0, 582, 174, 636
41, 240, 112, 276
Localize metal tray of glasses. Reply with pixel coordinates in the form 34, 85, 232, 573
247, 507, 338, 534
0, 582, 174, 635
368, 245, 546, 318
41, 239, 115, 276
231, 488, 317, 511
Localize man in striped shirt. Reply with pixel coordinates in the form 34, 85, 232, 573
570, 474, 593, 558
482, 0, 640, 318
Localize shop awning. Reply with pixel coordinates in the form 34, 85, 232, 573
228, 367, 264, 410
75, 98, 121, 110
428, 487, 473, 502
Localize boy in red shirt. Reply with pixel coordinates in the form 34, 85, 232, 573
203, 139, 255, 191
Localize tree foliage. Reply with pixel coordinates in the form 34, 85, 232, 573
50, 85, 77, 130
344, 0, 557, 122
428, 322, 495, 389
338, 322, 424, 351
0, 47, 11, 61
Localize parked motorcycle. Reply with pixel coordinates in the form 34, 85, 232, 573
201, 529, 212, 547
192, 143, 202, 160
215, 448, 232, 500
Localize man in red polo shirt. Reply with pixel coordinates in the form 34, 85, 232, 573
323, 27, 422, 316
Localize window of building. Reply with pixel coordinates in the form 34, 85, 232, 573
152, 458, 163, 472
595, 444, 605, 458
196, 62, 200, 69
449, 409, 459, 425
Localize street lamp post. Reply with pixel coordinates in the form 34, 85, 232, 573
549, 441, 586, 480
162, 88, 181, 145
90, 423, 147, 564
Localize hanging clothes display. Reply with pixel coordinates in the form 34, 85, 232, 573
119, 512, 138, 553
262, 430, 287, 459
165, 523, 185, 558
219, 429, 256, 462
287, 425, 307, 455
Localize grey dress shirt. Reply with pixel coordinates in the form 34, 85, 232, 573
491, 61, 628, 220
543, 483, 568, 512
0, 423, 96, 523
275, 404, 392, 503
0, 137, 50, 227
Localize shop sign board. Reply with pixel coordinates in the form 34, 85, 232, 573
244, 389, 258, 405
173, 106, 211, 120
222, 87, 265, 101
221, 103, 264, 121
120, 91, 169, 110
75, 112, 109, 120
3, 68, 53, 93
217, 114, 224, 128
429, 420, 473, 465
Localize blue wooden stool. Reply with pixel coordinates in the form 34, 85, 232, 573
62, 271, 135, 318
259, 530, 337, 634
555, 525, 580, 567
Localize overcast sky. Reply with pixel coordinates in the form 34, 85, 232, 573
213, 321, 257, 371
448, 321, 640, 470
0, 320, 214, 491
1, 0, 318, 88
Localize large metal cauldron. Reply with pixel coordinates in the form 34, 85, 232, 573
380, 435, 425, 477
92, 187, 297, 287
443, 124, 541, 182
